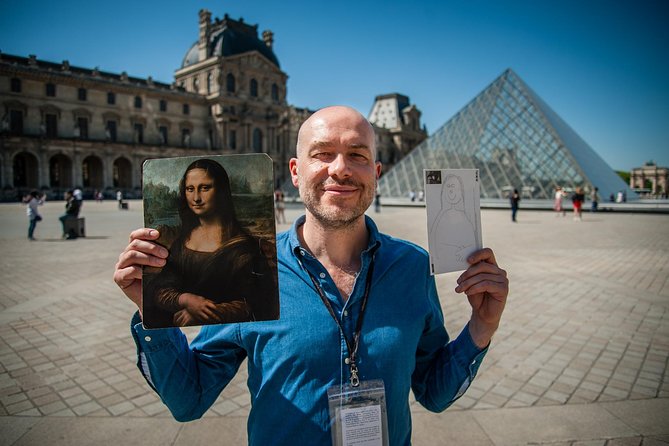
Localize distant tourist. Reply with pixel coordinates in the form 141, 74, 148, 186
23, 190, 45, 241
510, 188, 520, 222
553, 186, 567, 217
59, 190, 81, 239
374, 192, 381, 213
572, 187, 585, 221
616, 191, 624, 203
274, 187, 286, 224
590, 187, 599, 212
117, 190, 123, 209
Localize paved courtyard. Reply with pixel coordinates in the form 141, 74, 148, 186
0, 200, 668, 445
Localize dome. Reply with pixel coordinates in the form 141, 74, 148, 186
181, 16, 280, 69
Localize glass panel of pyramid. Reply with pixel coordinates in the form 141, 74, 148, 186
378, 69, 634, 200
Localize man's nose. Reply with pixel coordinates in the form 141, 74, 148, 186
328, 154, 351, 178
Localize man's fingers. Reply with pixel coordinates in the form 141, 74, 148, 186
113, 265, 143, 288
467, 247, 497, 266
457, 262, 506, 285
117, 249, 167, 270
129, 227, 161, 243
457, 278, 508, 300
455, 273, 507, 295
123, 238, 169, 258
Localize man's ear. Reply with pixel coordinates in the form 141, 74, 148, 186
375, 161, 382, 179
289, 158, 299, 188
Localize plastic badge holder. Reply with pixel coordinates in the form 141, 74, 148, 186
327, 379, 389, 446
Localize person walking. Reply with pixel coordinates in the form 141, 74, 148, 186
510, 188, 520, 222
274, 187, 286, 224
553, 186, 567, 217
572, 187, 585, 221
24, 190, 45, 240
590, 187, 600, 212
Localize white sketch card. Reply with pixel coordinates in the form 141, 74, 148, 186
425, 169, 482, 274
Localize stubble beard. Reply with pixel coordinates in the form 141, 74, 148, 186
300, 178, 376, 230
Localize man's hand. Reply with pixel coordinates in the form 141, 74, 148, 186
455, 248, 508, 349
113, 228, 168, 311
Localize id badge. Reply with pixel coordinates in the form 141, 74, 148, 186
327, 379, 389, 446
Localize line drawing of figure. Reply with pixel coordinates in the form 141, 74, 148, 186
428, 172, 479, 273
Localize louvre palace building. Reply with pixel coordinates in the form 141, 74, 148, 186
0, 9, 427, 201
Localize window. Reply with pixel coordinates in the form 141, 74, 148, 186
77, 117, 89, 139
226, 73, 235, 93
159, 126, 168, 145
206, 73, 213, 94
159, 99, 167, 112
9, 110, 23, 134
10, 78, 21, 92
46, 83, 56, 97
107, 92, 116, 105
253, 128, 263, 152
78, 88, 87, 101
134, 96, 142, 108
271, 83, 279, 101
134, 123, 144, 143
45, 114, 58, 138
183, 104, 190, 115
192, 77, 199, 92
106, 120, 117, 142
229, 129, 237, 150
182, 128, 191, 147
250, 79, 258, 97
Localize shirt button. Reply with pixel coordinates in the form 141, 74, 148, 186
343, 310, 349, 317
144, 336, 152, 342
319, 272, 326, 279
300, 250, 305, 256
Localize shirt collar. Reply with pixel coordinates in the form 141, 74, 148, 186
288, 214, 381, 259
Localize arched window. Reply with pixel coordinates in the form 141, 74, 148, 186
207, 72, 213, 94
134, 96, 142, 108
271, 83, 279, 101
226, 74, 235, 93
250, 79, 258, 97
252, 128, 263, 152
192, 77, 199, 92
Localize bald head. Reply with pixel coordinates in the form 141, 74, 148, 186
296, 106, 376, 160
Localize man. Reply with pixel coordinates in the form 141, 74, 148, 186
114, 106, 508, 445
59, 190, 81, 239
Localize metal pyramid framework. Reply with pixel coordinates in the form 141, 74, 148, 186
377, 69, 633, 200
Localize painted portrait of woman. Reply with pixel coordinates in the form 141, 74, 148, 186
142, 157, 279, 328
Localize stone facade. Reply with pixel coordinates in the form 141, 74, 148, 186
0, 9, 423, 201
368, 93, 427, 174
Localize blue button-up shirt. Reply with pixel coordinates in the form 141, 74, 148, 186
132, 215, 487, 445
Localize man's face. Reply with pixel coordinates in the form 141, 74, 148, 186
185, 168, 217, 218
290, 107, 381, 229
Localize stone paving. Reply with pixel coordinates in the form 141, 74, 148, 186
0, 200, 668, 445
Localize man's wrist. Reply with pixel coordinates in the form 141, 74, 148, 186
468, 317, 498, 349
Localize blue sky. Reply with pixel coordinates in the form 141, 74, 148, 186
1, 0, 667, 171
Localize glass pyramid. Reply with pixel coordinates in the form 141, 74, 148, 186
377, 69, 634, 200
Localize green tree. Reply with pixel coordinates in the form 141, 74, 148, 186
616, 171, 630, 184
